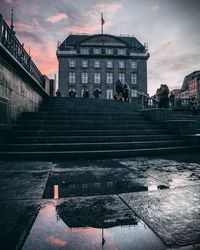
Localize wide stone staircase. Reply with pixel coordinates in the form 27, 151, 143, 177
0, 97, 197, 159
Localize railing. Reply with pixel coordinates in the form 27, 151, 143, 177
0, 14, 44, 86
134, 91, 196, 110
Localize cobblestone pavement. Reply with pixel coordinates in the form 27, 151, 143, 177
0, 153, 200, 249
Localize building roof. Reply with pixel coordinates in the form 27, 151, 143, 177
181, 71, 200, 91
59, 34, 145, 51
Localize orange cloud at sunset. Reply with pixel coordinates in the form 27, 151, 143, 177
47, 13, 68, 24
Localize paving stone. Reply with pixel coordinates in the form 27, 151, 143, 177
120, 185, 200, 246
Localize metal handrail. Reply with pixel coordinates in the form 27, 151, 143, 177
0, 14, 44, 86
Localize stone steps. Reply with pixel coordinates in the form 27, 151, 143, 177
0, 97, 194, 159
11, 134, 182, 143
0, 146, 196, 160
13, 124, 161, 130
12, 129, 169, 137
0, 140, 187, 152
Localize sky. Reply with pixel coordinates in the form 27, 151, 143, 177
0, 0, 200, 95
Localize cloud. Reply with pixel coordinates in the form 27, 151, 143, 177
47, 13, 68, 24
4, 0, 13, 4
66, 1, 122, 33
151, 5, 160, 11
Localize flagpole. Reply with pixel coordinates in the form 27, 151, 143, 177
101, 13, 103, 34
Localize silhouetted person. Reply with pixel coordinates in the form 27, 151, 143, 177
169, 92, 175, 107
123, 82, 129, 102
82, 89, 89, 98
56, 89, 61, 97
69, 89, 76, 98
115, 80, 123, 100
93, 88, 102, 99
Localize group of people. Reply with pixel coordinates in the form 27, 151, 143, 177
114, 80, 129, 102
56, 80, 130, 101
155, 84, 170, 108
190, 97, 199, 117
56, 88, 102, 99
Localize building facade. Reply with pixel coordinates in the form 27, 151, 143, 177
57, 34, 150, 99
181, 71, 200, 99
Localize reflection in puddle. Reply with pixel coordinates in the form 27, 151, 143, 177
44, 180, 149, 198
54, 185, 59, 199
22, 202, 165, 250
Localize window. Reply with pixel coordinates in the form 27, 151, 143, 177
69, 59, 76, 67
131, 73, 137, 84
119, 73, 125, 84
118, 48, 126, 55
93, 48, 101, 54
107, 60, 113, 68
69, 72, 76, 83
131, 60, 137, 69
94, 73, 101, 84
81, 72, 88, 83
119, 60, 125, 68
82, 59, 88, 68
106, 73, 113, 84
80, 47, 89, 55
106, 89, 113, 99
94, 60, 101, 68
105, 48, 113, 55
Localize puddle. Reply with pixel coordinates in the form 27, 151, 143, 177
43, 180, 149, 198
22, 202, 165, 250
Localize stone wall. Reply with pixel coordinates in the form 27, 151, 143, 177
0, 45, 48, 126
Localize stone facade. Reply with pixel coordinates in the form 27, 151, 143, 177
57, 34, 150, 98
0, 45, 48, 126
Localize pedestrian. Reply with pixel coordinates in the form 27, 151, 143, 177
169, 92, 175, 107
69, 88, 76, 98
56, 89, 61, 97
115, 80, 123, 101
82, 88, 89, 98
123, 82, 129, 102
190, 97, 198, 117
93, 88, 102, 99
157, 84, 169, 108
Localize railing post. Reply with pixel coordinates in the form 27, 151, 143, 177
0, 14, 3, 44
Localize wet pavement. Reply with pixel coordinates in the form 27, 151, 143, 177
0, 153, 200, 249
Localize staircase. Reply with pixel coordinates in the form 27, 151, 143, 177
0, 97, 196, 160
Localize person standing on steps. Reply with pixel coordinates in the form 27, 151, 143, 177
69, 88, 76, 98
115, 80, 123, 101
123, 82, 129, 102
82, 88, 89, 99
56, 89, 61, 97
93, 88, 102, 99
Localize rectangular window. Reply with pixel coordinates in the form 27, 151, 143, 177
131, 60, 137, 69
94, 73, 101, 84
105, 48, 113, 55
80, 47, 89, 55
119, 73, 125, 84
107, 60, 113, 68
106, 89, 113, 99
69, 72, 76, 83
119, 60, 125, 68
106, 73, 113, 84
93, 48, 101, 54
82, 59, 88, 68
131, 73, 137, 84
94, 60, 101, 68
118, 48, 126, 55
69, 59, 76, 67
81, 72, 88, 83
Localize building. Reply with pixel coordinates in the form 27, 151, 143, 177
57, 34, 150, 99
181, 71, 200, 98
